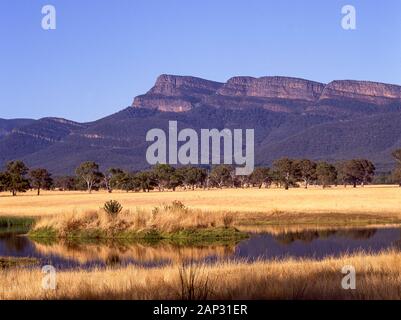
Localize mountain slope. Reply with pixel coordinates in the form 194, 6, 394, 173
1, 74, 401, 174
0, 118, 35, 137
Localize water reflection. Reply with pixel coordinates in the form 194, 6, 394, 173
274, 228, 378, 245
0, 226, 400, 270
32, 240, 235, 265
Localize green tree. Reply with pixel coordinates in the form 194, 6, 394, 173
103, 168, 125, 193
209, 165, 233, 188
5, 161, 30, 196
338, 159, 375, 188
392, 150, 401, 187
392, 149, 401, 165
296, 159, 317, 189
249, 167, 271, 189
135, 171, 157, 192
152, 164, 176, 191
0, 172, 11, 192
392, 166, 401, 187
29, 168, 53, 196
168, 170, 184, 191
272, 158, 300, 190
316, 162, 337, 188
75, 161, 102, 193
54, 176, 79, 191
335, 162, 348, 187
179, 167, 207, 190
118, 172, 138, 192
358, 159, 376, 186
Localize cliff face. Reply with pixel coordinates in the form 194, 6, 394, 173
147, 74, 223, 97
217, 76, 325, 101
320, 80, 401, 105
132, 74, 401, 116
132, 75, 223, 112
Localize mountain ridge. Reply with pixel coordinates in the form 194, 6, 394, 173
1, 74, 401, 175
133, 74, 401, 114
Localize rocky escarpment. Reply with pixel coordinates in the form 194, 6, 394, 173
133, 74, 401, 115
132, 75, 223, 112
217, 76, 325, 101
320, 80, 401, 105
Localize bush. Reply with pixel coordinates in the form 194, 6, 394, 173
104, 200, 123, 218
163, 200, 187, 212
222, 213, 234, 228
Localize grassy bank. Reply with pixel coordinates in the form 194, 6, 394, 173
0, 216, 34, 229
30, 226, 247, 245
1, 250, 401, 299
236, 211, 401, 227
29, 203, 247, 243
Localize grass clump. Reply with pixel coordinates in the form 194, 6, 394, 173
103, 200, 123, 218
178, 260, 213, 300
29, 202, 247, 242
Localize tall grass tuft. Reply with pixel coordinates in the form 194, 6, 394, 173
103, 200, 123, 218
178, 260, 212, 300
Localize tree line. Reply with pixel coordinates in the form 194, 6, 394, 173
1, 150, 401, 196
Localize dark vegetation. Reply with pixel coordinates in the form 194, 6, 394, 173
0, 257, 39, 269
0, 216, 34, 228
1, 148, 400, 196
2, 104, 401, 176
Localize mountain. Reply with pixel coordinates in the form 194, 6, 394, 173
0, 119, 35, 137
133, 75, 401, 116
1, 74, 401, 175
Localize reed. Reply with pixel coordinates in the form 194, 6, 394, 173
0, 216, 34, 228
1, 250, 401, 300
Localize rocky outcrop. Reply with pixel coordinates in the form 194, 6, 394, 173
320, 80, 401, 106
133, 74, 401, 114
147, 74, 223, 97
132, 75, 224, 112
217, 76, 325, 101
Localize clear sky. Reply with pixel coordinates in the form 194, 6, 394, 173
1, 0, 401, 122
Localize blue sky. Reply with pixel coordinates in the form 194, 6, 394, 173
1, 0, 401, 122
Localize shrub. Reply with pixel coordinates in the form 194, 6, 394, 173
222, 213, 234, 228
164, 200, 187, 212
103, 200, 123, 218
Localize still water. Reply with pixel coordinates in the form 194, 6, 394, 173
1, 227, 400, 270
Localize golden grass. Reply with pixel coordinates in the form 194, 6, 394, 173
2, 250, 401, 300
31, 205, 236, 236
1, 186, 401, 219
236, 223, 401, 234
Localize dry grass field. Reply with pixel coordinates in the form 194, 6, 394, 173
1, 186, 401, 300
1, 185, 401, 218
2, 250, 401, 300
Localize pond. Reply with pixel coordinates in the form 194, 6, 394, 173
1, 226, 400, 270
